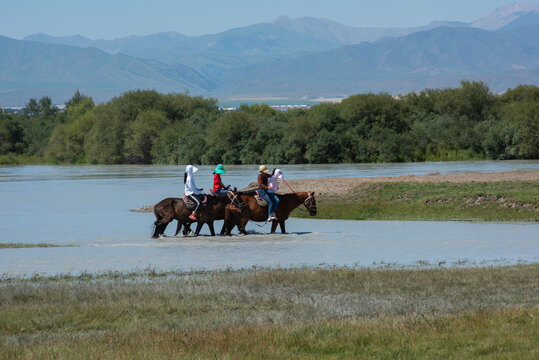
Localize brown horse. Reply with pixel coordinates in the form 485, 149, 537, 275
224, 191, 317, 235
152, 197, 190, 238
152, 191, 245, 238
191, 191, 245, 236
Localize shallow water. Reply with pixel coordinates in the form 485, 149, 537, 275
0, 161, 538, 275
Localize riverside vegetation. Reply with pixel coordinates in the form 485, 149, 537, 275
1, 81, 538, 165
1, 265, 537, 359
293, 180, 539, 221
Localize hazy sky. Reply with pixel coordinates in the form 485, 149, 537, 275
1, 0, 537, 39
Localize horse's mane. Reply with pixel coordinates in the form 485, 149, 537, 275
211, 193, 235, 204
239, 190, 310, 201
278, 192, 309, 200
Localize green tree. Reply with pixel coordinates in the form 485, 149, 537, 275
84, 104, 124, 164
0, 114, 25, 154
124, 110, 170, 163
204, 112, 260, 164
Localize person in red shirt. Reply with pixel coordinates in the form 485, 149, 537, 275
212, 164, 230, 195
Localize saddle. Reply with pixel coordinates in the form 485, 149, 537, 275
183, 194, 208, 210
254, 190, 268, 207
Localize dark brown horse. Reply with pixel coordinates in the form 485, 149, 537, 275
224, 191, 317, 235
152, 191, 245, 238
152, 197, 190, 238
191, 191, 245, 236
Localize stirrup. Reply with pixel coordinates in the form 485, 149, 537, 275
189, 213, 197, 220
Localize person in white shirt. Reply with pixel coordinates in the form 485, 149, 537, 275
268, 169, 283, 192
184, 165, 204, 220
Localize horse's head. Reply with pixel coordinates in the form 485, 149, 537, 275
227, 189, 247, 214
304, 192, 317, 216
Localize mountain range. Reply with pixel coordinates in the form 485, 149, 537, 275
1, 2, 538, 105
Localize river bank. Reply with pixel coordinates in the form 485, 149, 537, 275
1, 265, 537, 359
245, 170, 539, 221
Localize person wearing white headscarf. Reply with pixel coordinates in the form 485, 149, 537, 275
268, 168, 283, 192
184, 165, 203, 220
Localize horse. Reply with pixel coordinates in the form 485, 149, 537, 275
190, 190, 245, 236
152, 190, 245, 238
224, 191, 317, 235
152, 197, 190, 238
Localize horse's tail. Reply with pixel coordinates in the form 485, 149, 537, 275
153, 202, 161, 219
153, 198, 172, 220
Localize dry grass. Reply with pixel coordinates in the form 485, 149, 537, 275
1, 264, 538, 358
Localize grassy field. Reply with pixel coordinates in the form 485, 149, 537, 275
1, 265, 538, 359
293, 181, 539, 221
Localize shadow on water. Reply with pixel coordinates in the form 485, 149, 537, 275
156, 230, 314, 239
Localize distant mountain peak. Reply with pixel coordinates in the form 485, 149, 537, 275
272, 15, 291, 23
273, 15, 348, 27
472, 2, 539, 30
24, 33, 93, 47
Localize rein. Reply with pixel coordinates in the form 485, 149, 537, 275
227, 191, 245, 211
282, 179, 315, 213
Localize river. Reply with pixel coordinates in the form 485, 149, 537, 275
1, 160, 538, 276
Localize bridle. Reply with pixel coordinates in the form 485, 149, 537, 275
227, 191, 246, 212
282, 179, 316, 214
303, 192, 317, 214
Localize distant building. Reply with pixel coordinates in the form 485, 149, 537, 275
1, 107, 24, 114
1, 105, 66, 114
270, 104, 311, 112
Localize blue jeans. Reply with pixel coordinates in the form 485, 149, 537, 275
214, 188, 229, 195
258, 189, 279, 218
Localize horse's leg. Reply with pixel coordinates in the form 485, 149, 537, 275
152, 223, 164, 238
153, 217, 172, 238
152, 215, 163, 238
279, 221, 286, 234
208, 222, 216, 236
219, 222, 227, 235
194, 222, 204, 237
239, 217, 248, 235
183, 222, 192, 236
223, 205, 238, 236
174, 221, 182, 236
270, 221, 278, 233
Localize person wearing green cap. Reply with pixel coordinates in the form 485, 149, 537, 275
212, 164, 230, 195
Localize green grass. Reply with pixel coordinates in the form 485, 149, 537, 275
0, 243, 75, 249
1, 264, 538, 359
294, 181, 539, 221
0, 154, 43, 165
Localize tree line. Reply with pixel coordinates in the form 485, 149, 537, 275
1, 81, 538, 165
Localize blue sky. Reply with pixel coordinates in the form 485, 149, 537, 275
1, 0, 537, 39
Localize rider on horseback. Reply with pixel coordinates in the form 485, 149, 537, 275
212, 164, 231, 195
184, 165, 204, 221
257, 165, 280, 221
